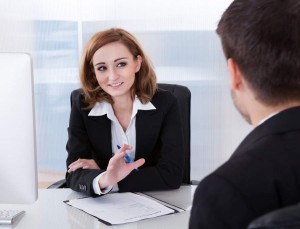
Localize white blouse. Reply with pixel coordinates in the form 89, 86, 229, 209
88, 96, 156, 195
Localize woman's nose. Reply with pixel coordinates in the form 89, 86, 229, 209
107, 67, 119, 81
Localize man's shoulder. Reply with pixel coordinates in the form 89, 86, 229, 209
194, 150, 272, 201
190, 169, 255, 229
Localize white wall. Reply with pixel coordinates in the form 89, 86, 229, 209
0, 0, 252, 181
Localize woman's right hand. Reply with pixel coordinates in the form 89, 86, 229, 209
99, 144, 145, 189
68, 158, 100, 173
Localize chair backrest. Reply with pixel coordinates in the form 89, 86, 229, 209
157, 83, 191, 184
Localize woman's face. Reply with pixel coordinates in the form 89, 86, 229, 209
92, 41, 142, 101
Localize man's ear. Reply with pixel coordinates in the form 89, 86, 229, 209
228, 58, 243, 91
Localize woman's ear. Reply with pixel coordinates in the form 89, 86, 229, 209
135, 55, 142, 73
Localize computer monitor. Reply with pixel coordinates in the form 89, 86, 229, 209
0, 52, 38, 204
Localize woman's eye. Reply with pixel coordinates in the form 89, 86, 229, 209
117, 62, 127, 68
97, 66, 107, 71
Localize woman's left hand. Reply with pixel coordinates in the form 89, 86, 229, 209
68, 158, 100, 173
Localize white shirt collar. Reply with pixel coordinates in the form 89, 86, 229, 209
88, 96, 156, 118
258, 112, 279, 125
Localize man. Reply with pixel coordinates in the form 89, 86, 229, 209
189, 0, 300, 228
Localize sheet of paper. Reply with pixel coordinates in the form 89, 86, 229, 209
136, 192, 185, 212
141, 185, 197, 211
65, 192, 175, 225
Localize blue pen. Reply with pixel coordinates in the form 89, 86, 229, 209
117, 145, 139, 171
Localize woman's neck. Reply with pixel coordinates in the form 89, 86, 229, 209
112, 96, 134, 131
112, 95, 133, 112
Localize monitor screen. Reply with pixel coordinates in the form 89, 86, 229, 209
0, 52, 38, 204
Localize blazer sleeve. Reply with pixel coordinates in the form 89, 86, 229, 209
189, 174, 256, 229
118, 91, 185, 192
65, 92, 103, 196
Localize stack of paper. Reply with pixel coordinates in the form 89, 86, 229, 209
65, 192, 176, 225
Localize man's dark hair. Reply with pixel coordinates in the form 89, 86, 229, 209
217, 0, 300, 105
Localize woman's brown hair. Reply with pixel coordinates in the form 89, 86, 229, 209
80, 28, 157, 108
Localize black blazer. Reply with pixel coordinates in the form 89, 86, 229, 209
66, 89, 184, 196
189, 106, 300, 229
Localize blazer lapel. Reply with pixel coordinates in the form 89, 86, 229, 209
87, 115, 112, 166
135, 109, 163, 159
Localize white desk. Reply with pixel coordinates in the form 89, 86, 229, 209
0, 185, 196, 229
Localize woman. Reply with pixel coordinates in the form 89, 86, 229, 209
66, 28, 184, 196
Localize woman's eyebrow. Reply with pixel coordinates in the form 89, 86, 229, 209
114, 57, 127, 62
94, 57, 128, 66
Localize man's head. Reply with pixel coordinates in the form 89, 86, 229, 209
217, 0, 300, 111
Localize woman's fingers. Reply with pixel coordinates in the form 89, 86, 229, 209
119, 144, 132, 152
114, 151, 127, 161
112, 151, 144, 168
68, 161, 83, 173
68, 158, 100, 173
130, 158, 145, 170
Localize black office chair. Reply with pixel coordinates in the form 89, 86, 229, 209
48, 83, 192, 188
247, 203, 300, 229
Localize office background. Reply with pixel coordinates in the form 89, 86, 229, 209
0, 0, 251, 186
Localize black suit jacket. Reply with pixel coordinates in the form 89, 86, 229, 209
66, 89, 184, 196
189, 106, 300, 229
